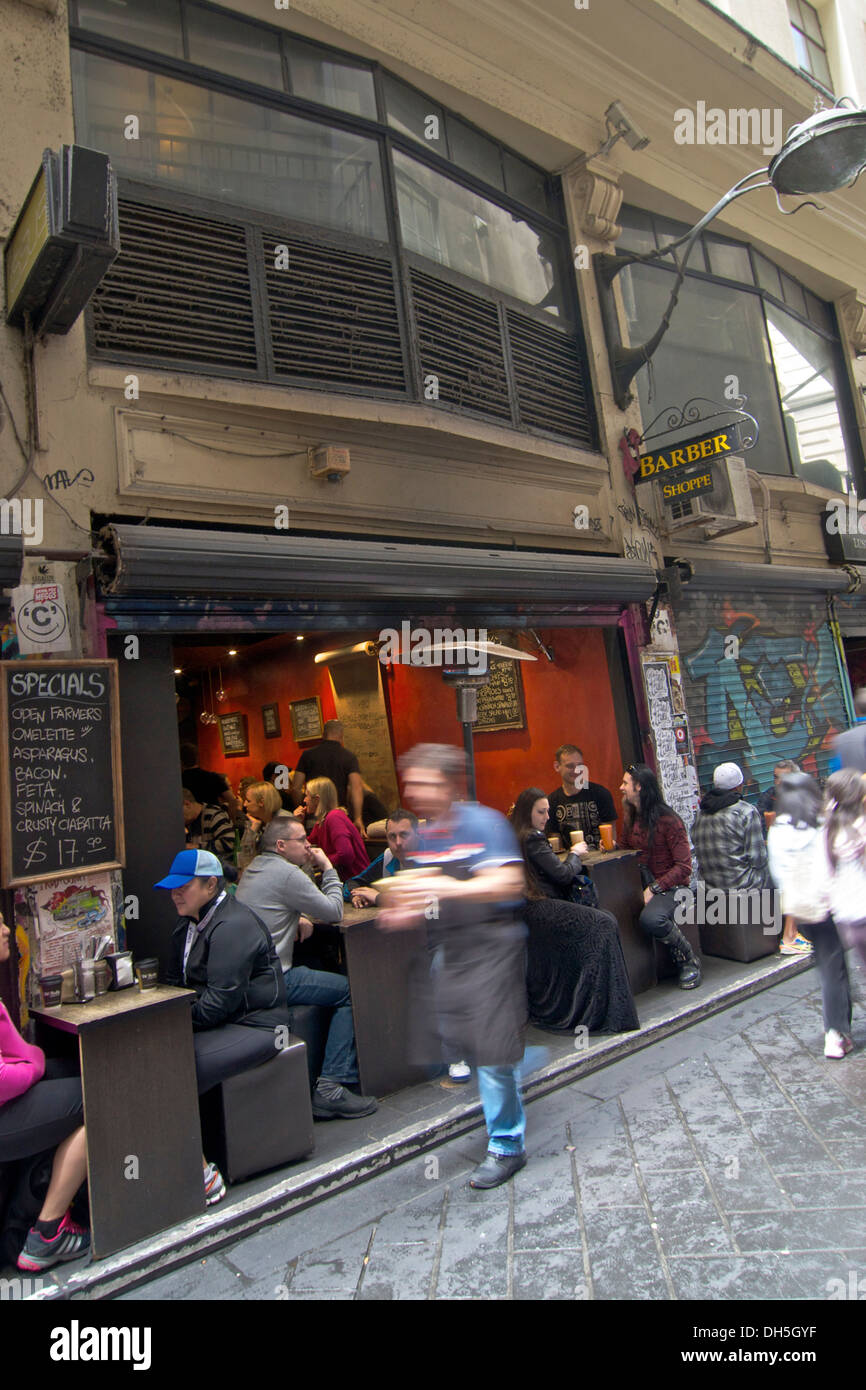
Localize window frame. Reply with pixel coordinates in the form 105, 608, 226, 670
786, 0, 833, 90
615, 205, 863, 494
69, 5, 598, 449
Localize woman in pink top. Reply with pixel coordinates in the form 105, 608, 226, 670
0, 913, 90, 1271
305, 777, 370, 882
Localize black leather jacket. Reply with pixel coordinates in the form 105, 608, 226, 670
166, 891, 289, 1032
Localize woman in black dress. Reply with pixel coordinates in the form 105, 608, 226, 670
511, 788, 639, 1034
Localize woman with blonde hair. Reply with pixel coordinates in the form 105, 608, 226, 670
305, 777, 369, 881
238, 781, 284, 871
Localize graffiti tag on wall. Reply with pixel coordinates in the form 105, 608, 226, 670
681, 599, 845, 789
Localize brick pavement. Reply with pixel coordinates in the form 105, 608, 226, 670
122, 968, 866, 1301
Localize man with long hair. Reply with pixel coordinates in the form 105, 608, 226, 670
619, 763, 701, 989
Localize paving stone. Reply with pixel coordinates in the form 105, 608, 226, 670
117, 1255, 245, 1301
779, 1173, 866, 1208
513, 1179, 583, 1247
372, 1190, 446, 1244
513, 1248, 587, 1299
729, 1208, 866, 1252
358, 1241, 436, 1299
289, 1225, 376, 1292
668, 1253, 789, 1300
582, 1206, 670, 1301
623, 1107, 697, 1171
652, 1200, 737, 1257
435, 1200, 510, 1298
642, 1170, 710, 1208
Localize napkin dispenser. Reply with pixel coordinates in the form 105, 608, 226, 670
106, 950, 134, 989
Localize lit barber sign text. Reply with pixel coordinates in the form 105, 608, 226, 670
4, 146, 119, 334
638, 422, 742, 480
661, 471, 714, 502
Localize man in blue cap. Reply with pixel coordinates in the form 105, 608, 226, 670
154, 849, 290, 1205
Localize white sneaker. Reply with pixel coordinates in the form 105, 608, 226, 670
824, 1029, 854, 1060
448, 1061, 471, 1082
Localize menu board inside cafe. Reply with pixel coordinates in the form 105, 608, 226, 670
0, 660, 125, 886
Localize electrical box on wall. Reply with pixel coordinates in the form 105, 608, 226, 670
636, 454, 757, 539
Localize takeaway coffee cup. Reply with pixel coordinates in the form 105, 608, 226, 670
40, 975, 63, 1008
135, 957, 159, 990
569, 831, 585, 847
598, 824, 615, 852
548, 835, 562, 852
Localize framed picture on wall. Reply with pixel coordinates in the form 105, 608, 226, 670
290, 696, 323, 743
475, 658, 527, 733
261, 702, 281, 739
217, 712, 249, 757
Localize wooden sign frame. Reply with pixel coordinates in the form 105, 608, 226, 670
290, 696, 323, 743
217, 712, 249, 757
0, 658, 125, 888
261, 702, 281, 739
475, 658, 527, 733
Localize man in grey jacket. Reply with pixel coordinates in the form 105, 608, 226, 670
236, 815, 377, 1120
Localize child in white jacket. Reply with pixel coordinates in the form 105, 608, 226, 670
768, 773, 853, 1059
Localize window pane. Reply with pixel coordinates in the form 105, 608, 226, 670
620, 262, 793, 476
384, 76, 446, 157
706, 238, 752, 283
447, 118, 504, 189
186, 5, 284, 88
71, 51, 388, 239
765, 302, 852, 492
804, 289, 833, 334
288, 39, 376, 119
617, 206, 655, 255
780, 271, 807, 318
501, 151, 549, 216
806, 40, 832, 87
394, 150, 562, 314
74, 0, 183, 56
752, 251, 783, 299
799, 0, 824, 43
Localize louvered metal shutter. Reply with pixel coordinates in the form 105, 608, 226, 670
673, 585, 847, 798
506, 309, 594, 443
262, 232, 405, 391
91, 199, 259, 372
410, 268, 512, 424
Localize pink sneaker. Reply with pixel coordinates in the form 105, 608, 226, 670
825, 1030, 854, 1059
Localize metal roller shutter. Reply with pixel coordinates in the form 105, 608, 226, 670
673, 579, 849, 799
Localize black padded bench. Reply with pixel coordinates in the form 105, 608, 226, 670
199, 1037, 314, 1184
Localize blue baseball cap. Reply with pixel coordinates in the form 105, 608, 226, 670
154, 849, 224, 889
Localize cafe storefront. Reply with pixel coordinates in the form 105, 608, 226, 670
90, 522, 659, 969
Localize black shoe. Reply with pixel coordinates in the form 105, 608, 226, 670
312, 1086, 378, 1120
660, 925, 702, 990
469, 1151, 527, 1188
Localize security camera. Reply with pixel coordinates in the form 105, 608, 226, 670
605, 101, 650, 152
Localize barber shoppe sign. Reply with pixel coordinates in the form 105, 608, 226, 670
632, 398, 757, 512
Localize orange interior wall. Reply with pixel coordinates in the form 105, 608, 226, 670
193, 643, 338, 787
191, 627, 625, 820
385, 628, 625, 818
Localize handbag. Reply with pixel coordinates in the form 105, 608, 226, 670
569, 873, 599, 909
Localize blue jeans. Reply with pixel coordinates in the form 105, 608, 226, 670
284, 965, 358, 1085
476, 1065, 525, 1156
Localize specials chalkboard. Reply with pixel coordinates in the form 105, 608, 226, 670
0, 660, 125, 886
475, 658, 526, 733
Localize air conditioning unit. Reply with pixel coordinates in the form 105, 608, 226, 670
635, 454, 757, 539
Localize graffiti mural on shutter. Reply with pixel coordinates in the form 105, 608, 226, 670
674, 589, 847, 797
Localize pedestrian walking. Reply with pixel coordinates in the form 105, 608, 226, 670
768, 773, 853, 1059
818, 771, 866, 1007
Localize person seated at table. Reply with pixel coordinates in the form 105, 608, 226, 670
546, 744, 618, 852
182, 770, 237, 863
236, 818, 378, 1120
155, 849, 291, 1205
510, 790, 639, 1034
0, 913, 90, 1272
344, 808, 421, 905
359, 780, 389, 831
238, 781, 284, 871
305, 778, 370, 882
618, 763, 701, 990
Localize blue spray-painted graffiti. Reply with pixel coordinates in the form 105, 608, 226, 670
683, 608, 845, 788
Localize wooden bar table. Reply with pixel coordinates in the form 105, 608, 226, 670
562, 848, 657, 996
339, 904, 429, 1097
31, 985, 205, 1259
